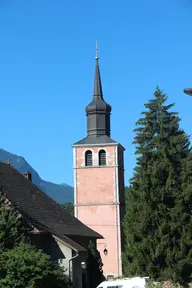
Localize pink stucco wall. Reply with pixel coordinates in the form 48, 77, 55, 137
78, 204, 119, 275
76, 167, 115, 204
74, 145, 122, 277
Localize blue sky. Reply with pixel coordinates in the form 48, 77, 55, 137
0, 0, 192, 186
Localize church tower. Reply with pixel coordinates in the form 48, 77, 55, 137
72, 44, 125, 278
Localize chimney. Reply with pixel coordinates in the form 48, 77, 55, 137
23, 171, 32, 182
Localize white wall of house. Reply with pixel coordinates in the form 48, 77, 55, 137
55, 238, 87, 288
55, 238, 73, 276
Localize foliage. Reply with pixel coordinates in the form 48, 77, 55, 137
0, 202, 25, 251
0, 242, 70, 288
87, 240, 105, 288
147, 281, 184, 288
62, 202, 74, 216
0, 189, 70, 288
123, 87, 192, 283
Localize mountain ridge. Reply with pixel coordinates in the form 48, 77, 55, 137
0, 148, 74, 204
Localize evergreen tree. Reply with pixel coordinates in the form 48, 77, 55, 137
123, 87, 192, 283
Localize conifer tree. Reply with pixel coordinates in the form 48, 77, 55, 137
123, 87, 192, 283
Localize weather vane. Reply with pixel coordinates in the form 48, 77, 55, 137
95, 40, 99, 61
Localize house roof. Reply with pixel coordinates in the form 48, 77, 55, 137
0, 163, 103, 250
34, 221, 87, 252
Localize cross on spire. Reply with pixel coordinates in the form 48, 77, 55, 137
95, 40, 99, 61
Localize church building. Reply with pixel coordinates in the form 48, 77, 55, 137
72, 47, 125, 278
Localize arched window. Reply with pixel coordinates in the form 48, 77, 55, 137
85, 150, 92, 166
99, 149, 106, 166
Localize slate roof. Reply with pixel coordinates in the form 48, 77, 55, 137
85, 60, 111, 115
33, 221, 87, 252
73, 135, 117, 146
0, 162, 102, 251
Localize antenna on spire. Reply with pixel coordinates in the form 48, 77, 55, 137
95, 40, 99, 61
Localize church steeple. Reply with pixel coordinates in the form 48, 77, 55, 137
93, 58, 103, 98
85, 42, 111, 137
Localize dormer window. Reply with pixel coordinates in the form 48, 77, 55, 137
99, 149, 106, 166
85, 150, 92, 166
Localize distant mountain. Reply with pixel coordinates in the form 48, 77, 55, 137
0, 148, 74, 204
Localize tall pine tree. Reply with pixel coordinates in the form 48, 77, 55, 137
123, 87, 192, 283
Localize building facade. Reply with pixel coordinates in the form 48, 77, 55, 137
73, 54, 125, 278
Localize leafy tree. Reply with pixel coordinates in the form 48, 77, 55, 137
0, 242, 70, 288
0, 202, 24, 251
87, 240, 105, 288
62, 202, 74, 216
0, 188, 27, 251
123, 87, 192, 283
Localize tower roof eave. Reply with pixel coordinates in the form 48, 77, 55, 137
72, 135, 125, 150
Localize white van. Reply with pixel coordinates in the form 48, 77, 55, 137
97, 277, 148, 288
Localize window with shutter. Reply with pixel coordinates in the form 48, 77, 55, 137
85, 150, 92, 166
99, 149, 106, 166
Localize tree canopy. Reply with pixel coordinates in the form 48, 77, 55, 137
0, 242, 69, 288
123, 87, 192, 283
62, 202, 74, 216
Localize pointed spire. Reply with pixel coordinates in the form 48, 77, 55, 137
93, 61, 103, 98
93, 41, 103, 98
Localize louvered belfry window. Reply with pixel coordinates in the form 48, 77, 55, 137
85, 150, 92, 166
99, 149, 106, 166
